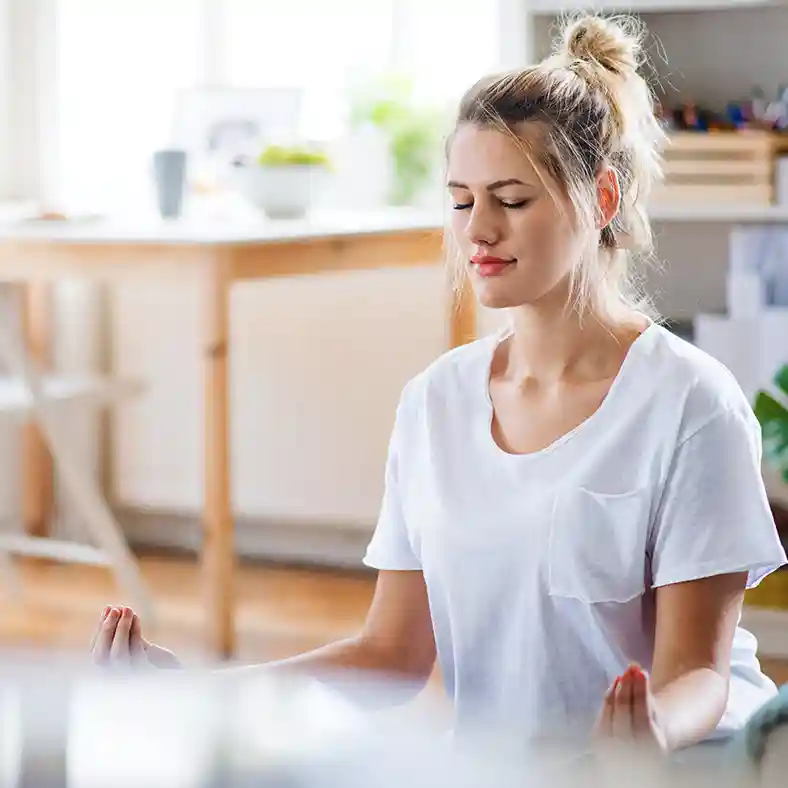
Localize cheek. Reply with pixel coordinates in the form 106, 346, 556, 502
512, 203, 577, 269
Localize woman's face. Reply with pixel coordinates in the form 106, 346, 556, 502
447, 124, 583, 311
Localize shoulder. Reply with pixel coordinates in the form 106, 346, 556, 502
648, 324, 758, 442
395, 332, 499, 422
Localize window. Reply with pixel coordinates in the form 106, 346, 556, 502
393, 0, 500, 105
53, 0, 501, 212
222, 0, 395, 140
56, 0, 203, 211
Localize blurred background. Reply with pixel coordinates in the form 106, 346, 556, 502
0, 0, 786, 760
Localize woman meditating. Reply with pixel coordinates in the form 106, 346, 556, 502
91, 13, 787, 758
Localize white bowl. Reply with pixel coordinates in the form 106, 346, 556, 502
232, 164, 328, 220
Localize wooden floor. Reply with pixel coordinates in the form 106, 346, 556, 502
0, 554, 376, 664
2, 554, 787, 687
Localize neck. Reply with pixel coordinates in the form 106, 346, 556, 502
504, 299, 643, 385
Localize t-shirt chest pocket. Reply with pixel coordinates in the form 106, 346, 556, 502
548, 487, 651, 604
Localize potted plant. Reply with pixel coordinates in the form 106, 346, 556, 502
755, 365, 788, 483
233, 144, 332, 219
349, 74, 447, 207
755, 364, 788, 537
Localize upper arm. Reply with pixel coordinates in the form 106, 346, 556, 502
360, 383, 435, 678
652, 572, 747, 692
360, 570, 436, 680
648, 405, 784, 691
650, 406, 785, 592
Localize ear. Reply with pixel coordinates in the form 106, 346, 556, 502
596, 167, 620, 230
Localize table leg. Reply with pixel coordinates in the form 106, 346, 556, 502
449, 275, 477, 348
21, 283, 53, 537
202, 254, 235, 658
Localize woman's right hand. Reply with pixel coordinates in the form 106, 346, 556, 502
91, 606, 181, 669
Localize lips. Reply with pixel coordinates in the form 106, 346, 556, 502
470, 254, 516, 277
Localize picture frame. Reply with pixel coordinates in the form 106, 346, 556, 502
170, 87, 304, 192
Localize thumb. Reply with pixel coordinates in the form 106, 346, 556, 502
130, 615, 147, 664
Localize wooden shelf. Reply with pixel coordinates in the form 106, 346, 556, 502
649, 203, 788, 222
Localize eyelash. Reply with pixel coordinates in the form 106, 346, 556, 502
452, 199, 530, 211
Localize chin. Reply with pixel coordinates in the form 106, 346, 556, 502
471, 267, 571, 311
473, 282, 544, 310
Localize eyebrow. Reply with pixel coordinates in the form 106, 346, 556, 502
446, 178, 532, 191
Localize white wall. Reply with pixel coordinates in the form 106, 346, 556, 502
109, 266, 459, 524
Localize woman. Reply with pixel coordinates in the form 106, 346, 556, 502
93, 14, 786, 756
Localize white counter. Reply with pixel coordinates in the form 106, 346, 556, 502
0, 208, 446, 246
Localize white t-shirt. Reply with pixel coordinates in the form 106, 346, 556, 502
363, 322, 787, 746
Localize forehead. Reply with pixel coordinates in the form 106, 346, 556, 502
447, 123, 543, 186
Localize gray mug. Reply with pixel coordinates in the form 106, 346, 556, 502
152, 149, 187, 219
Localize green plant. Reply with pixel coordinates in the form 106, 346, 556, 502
755, 364, 788, 482
349, 74, 447, 206
257, 144, 331, 168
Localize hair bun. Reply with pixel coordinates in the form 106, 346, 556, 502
562, 15, 642, 77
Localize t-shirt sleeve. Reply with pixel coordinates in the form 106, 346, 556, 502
649, 405, 787, 589
362, 388, 421, 571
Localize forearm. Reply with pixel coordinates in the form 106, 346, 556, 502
652, 668, 728, 751
216, 635, 430, 706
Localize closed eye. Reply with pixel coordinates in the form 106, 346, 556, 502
452, 199, 531, 211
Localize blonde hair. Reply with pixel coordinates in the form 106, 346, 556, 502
447, 13, 667, 323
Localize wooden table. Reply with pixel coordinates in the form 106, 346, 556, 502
0, 210, 477, 657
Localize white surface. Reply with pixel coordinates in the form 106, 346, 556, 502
110, 267, 450, 517
728, 272, 766, 318
364, 323, 786, 741
0, 374, 141, 419
694, 315, 761, 401
693, 310, 788, 402
0, 207, 446, 245
0, 534, 109, 565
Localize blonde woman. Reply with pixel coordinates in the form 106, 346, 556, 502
93, 15, 786, 757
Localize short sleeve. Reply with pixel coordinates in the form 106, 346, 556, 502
650, 406, 787, 589
363, 388, 421, 571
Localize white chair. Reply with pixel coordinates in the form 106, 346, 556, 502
0, 285, 155, 624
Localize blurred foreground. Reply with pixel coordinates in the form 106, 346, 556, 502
0, 655, 765, 788
0, 557, 786, 787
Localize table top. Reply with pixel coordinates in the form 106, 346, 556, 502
0, 208, 445, 246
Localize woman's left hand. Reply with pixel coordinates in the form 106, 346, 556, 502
594, 664, 668, 755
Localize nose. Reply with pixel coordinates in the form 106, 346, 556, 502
464, 203, 500, 247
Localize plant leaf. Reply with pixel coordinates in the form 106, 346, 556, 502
754, 391, 788, 483
774, 364, 788, 399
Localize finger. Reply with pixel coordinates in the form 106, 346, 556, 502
92, 607, 120, 663
631, 667, 650, 736
89, 606, 112, 650
129, 614, 146, 664
594, 676, 618, 741
110, 607, 134, 663
612, 670, 635, 739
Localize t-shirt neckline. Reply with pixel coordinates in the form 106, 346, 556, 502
481, 320, 659, 460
